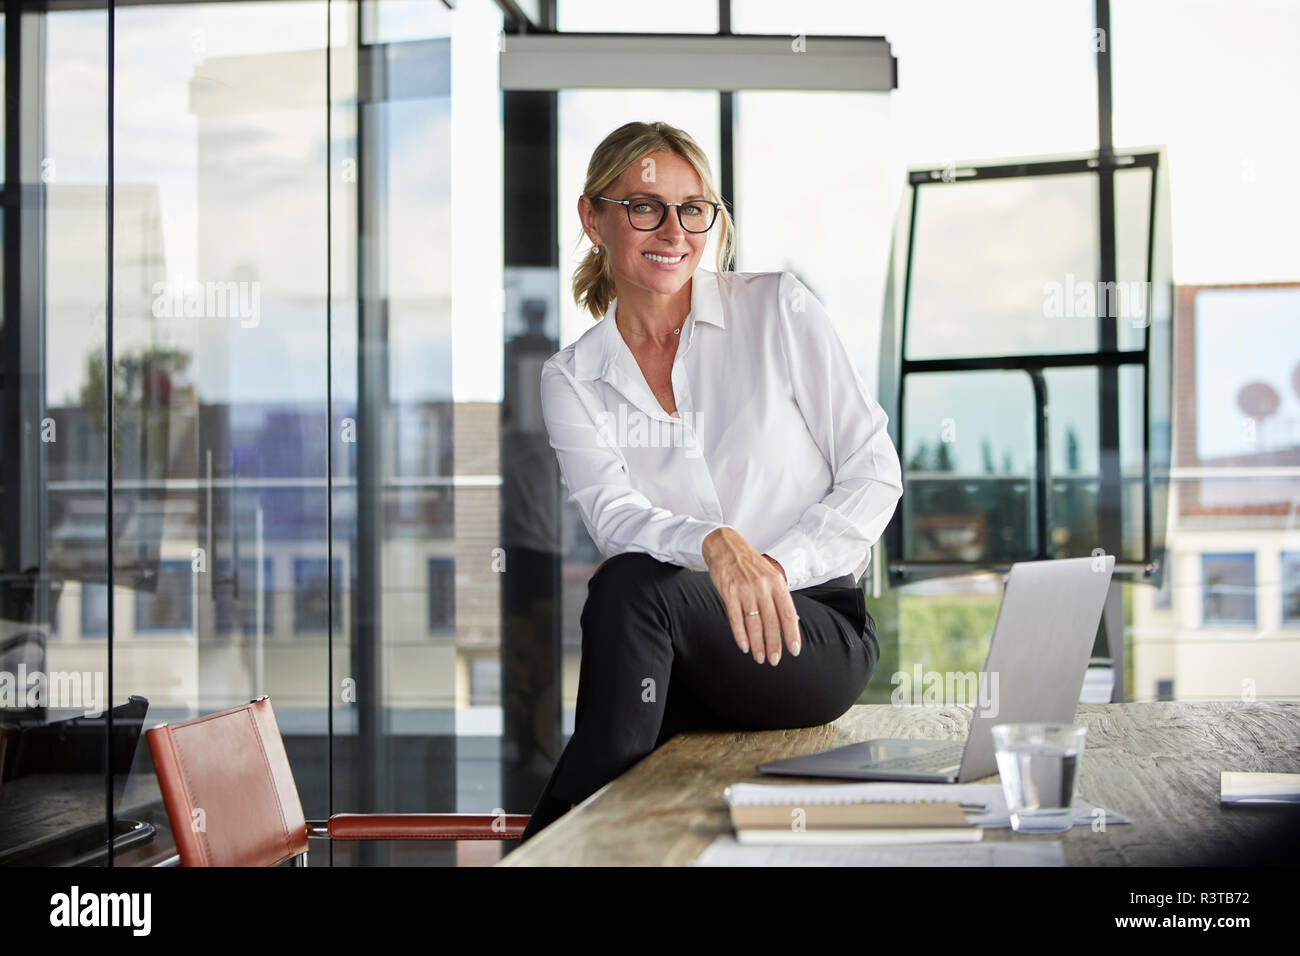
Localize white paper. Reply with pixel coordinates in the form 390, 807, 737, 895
1220, 772, 1300, 804
692, 836, 1065, 867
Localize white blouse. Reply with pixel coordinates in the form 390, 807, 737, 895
539, 267, 904, 590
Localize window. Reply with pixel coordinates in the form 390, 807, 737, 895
214, 557, 275, 637
1153, 547, 1173, 610
134, 561, 195, 633
1201, 553, 1255, 627
293, 557, 343, 635
427, 557, 455, 633
1283, 552, 1300, 627
901, 369, 1035, 562
884, 152, 1172, 573
81, 581, 109, 638
468, 656, 500, 707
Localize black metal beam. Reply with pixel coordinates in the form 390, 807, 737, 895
353, 0, 387, 865
904, 350, 1146, 374
500, 88, 562, 820
909, 151, 1157, 186
106, 0, 116, 866
717, 0, 735, 267
2, 3, 23, 579
1095, 0, 1122, 567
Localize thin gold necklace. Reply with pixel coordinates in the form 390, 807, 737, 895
616, 313, 684, 339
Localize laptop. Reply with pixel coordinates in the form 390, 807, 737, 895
757, 555, 1116, 783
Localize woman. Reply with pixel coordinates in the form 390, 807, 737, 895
518, 120, 903, 843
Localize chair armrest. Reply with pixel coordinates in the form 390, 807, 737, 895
321, 813, 529, 841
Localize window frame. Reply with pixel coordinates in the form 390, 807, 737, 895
884, 150, 1172, 585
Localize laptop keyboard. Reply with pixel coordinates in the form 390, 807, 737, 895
867, 743, 964, 773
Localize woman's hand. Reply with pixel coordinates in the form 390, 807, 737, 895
702, 528, 801, 666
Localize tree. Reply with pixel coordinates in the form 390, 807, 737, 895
77, 345, 191, 476
907, 442, 930, 472
934, 437, 955, 472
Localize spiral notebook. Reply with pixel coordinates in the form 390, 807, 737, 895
724, 781, 982, 845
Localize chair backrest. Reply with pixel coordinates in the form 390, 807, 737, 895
147, 696, 308, 866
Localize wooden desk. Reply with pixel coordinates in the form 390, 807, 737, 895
498, 701, 1300, 866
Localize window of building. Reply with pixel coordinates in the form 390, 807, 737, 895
468, 656, 500, 707
292, 557, 343, 635
427, 557, 455, 633
1153, 547, 1173, 609
81, 581, 109, 638
1282, 552, 1300, 627
1201, 553, 1256, 627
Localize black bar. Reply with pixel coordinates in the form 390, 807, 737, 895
2, 2, 22, 584
904, 350, 1146, 374
106, 0, 116, 865
502, 91, 556, 267
909, 151, 1157, 186
889, 182, 922, 563
1095, 0, 1122, 562
354, 0, 386, 865
1029, 369, 1050, 558
719, 92, 734, 265
325, 0, 334, 866
1142, 155, 1159, 567
500, 88, 562, 822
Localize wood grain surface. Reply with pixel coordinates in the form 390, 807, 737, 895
496, 701, 1300, 866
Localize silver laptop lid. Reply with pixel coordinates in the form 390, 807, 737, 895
957, 554, 1116, 781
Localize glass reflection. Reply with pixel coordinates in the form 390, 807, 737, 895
902, 370, 1036, 562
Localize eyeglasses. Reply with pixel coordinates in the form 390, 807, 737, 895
596, 195, 721, 233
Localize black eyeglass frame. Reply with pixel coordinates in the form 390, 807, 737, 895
595, 195, 722, 233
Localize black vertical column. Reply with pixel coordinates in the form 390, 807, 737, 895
1095, 0, 1125, 701
500, 88, 563, 820
353, 4, 388, 863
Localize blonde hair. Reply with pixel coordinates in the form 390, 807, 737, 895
573, 121, 735, 320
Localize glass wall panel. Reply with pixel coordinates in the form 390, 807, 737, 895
0, 0, 487, 868
0, 3, 116, 867
734, 91, 890, 390
906, 173, 1100, 361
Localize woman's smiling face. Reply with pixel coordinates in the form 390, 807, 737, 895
583, 149, 710, 299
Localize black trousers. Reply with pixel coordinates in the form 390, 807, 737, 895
517, 551, 879, 843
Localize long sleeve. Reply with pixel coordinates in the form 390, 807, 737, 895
762, 271, 904, 590
540, 358, 731, 570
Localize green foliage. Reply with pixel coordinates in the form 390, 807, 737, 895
860, 589, 1001, 703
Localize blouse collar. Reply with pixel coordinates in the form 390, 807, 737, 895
573, 266, 726, 382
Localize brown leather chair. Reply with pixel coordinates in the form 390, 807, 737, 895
146, 695, 529, 865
